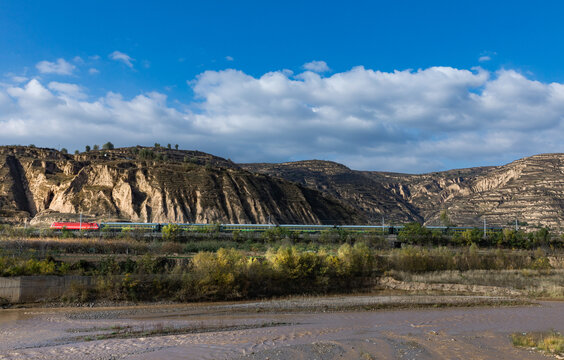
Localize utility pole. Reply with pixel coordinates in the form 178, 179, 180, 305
267, 215, 273, 227
483, 217, 487, 239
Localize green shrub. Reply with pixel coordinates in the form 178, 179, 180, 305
398, 223, 433, 245
162, 224, 182, 242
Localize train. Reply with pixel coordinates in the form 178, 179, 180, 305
50, 222, 504, 234
50, 222, 100, 230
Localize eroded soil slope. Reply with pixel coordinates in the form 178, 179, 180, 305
0, 146, 363, 225
243, 154, 564, 228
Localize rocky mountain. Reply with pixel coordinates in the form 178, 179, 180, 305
0, 146, 364, 226
241, 160, 422, 224
242, 154, 564, 229
2, 145, 563, 229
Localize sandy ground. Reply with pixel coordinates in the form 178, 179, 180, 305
0, 295, 562, 359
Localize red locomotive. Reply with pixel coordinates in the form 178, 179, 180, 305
50, 222, 99, 230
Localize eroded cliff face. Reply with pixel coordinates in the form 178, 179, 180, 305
0, 146, 363, 225
242, 160, 422, 223
3, 146, 564, 229
243, 154, 564, 229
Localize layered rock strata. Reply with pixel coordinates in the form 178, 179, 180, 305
243, 154, 564, 229
0, 146, 363, 226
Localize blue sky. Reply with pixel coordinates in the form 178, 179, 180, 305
1, 1, 564, 172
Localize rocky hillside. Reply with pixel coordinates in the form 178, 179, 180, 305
0, 146, 364, 226
242, 160, 422, 223
2, 145, 563, 229
242, 154, 564, 229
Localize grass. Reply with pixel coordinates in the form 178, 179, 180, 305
2, 236, 564, 303
387, 269, 564, 298
512, 331, 564, 355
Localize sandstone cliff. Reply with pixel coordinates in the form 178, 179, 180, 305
3, 145, 564, 229
242, 160, 422, 224
243, 154, 564, 229
0, 146, 364, 226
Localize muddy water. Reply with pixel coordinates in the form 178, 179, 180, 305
0, 297, 562, 360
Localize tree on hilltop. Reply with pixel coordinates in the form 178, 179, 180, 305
102, 142, 114, 150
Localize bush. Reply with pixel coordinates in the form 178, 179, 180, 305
161, 241, 183, 254
262, 227, 291, 242
190, 248, 247, 300
0, 257, 59, 276
138, 148, 156, 160
336, 242, 375, 277
398, 223, 433, 245
162, 224, 182, 242
64, 281, 95, 302
61, 227, 74, 239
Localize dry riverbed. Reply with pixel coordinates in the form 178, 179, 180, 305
1, 294, 563, 359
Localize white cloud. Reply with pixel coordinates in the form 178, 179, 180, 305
1, 65, 564, 172
303, 60, 330, 73
225, 56, 234, 61
11, 76, 28, 83
479, 55, 491, 62
36, 58, 75, 75
72, 56, 84, 64
47, 81, 87, 99
109, 51, 134, 68
88, 68, 100, 75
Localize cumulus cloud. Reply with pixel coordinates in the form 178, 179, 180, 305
479, 55, 491, 62
11, 76, 28, 83
109, 51, 134, 68
36, 58, 75, 75
47, 81, 86, 99
88, 68, 100, 75
303, 60, 330, 72
1, 79, 185, 145
1, 65, 564, 172
225, 56, 234, 61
